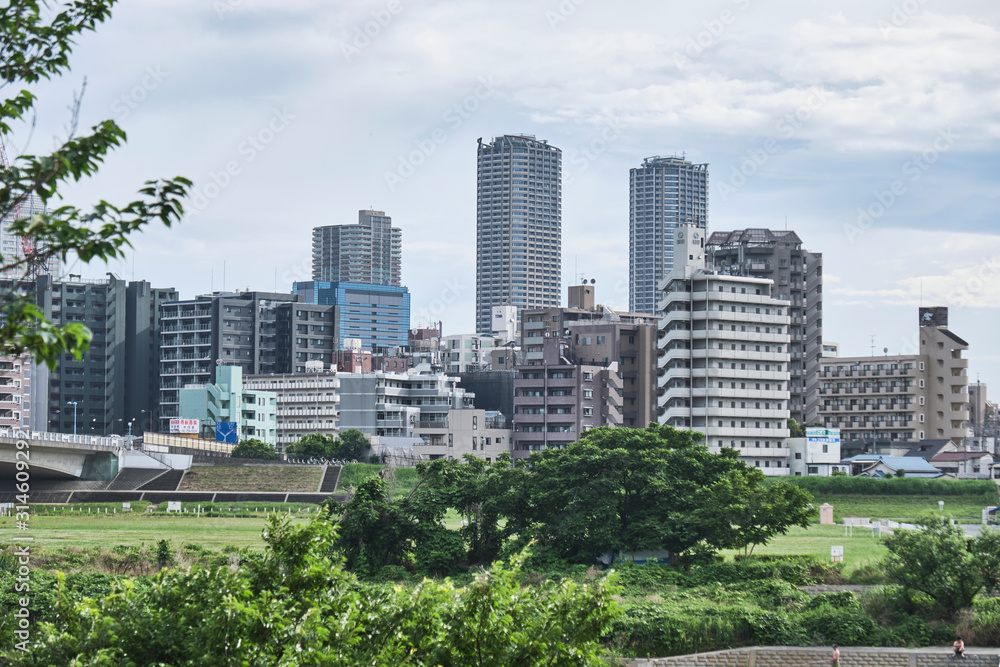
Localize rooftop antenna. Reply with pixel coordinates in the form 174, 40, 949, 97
870, 335, 876, 356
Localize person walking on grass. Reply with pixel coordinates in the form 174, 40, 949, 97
953, 637, 965, 659
831, 644, 840, 667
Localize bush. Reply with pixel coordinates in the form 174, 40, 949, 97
415, 528, 466, 578
767, 476, 997, 497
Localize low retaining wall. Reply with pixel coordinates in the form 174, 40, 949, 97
628, 646, 1000, 667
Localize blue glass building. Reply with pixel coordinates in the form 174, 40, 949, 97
293, 281, 410, 352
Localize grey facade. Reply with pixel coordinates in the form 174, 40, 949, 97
475, 134, 562, 334
512, 337, 623, 458
706, 229, 823, 424
158, 291, 337, 429
44, 274, 128, 435
629, 156, 709, 316
312, 209, 402, 286
125, 281, 178, 433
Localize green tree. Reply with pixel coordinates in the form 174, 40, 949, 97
417, 453, 532, 566
7, 513, 617, 665
787, 418, 805, 438
336, 428, 369, 460
708, 472, 814, 556
0, 1, 189, 369
287, 432, 337, 459
231, 438, 278, 460
883, 517, 1000, 615
330, 476, 418, 574
526, 424, 801, 563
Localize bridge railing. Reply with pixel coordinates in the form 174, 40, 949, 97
0, 428, 124, 450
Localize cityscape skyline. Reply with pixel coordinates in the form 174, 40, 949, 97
23, 0, 1000, 390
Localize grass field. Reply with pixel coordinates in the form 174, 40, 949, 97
178, 465, 323, 492
721, 524, 889, 571
0, 512, 306, 550
817, 495, 990, 524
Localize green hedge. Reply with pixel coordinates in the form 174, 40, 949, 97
766, 476, 998, 497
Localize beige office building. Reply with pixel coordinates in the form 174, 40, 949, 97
817, 308, 970, 445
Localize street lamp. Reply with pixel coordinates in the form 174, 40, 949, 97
67, 401, 78, 435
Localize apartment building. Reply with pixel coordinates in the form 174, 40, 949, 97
413, 409, 513, 461
817, 308, 970, 445
475, 134, 562, 333
512, 337, 623, 458
312, 209, 402, 286
521, 284, 658, 427
629, 156, 709, 315
657, 223, 793, 475
337, 368, 476, 437
706, 229, 823, 423
178, 365, 278, 447
245, 372, 340, 452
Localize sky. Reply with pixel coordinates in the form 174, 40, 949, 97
14, 0, 1000, 386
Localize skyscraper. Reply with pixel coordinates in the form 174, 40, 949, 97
312, 209, 402, 286
475, 134, 562, 334
629, 156, 708, 315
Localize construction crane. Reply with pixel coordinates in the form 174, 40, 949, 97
0, 137, 43, 279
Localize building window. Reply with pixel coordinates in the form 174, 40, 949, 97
795, 452, 802, 460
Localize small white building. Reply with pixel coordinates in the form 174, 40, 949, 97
788, 427, 847, 476
413, 409, 513, 461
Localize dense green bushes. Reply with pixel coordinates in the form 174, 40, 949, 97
770, 476, 998, 498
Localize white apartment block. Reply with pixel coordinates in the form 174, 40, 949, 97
440, 333, 497, 374
245, 373, 340, 451
657, 224, 792, 475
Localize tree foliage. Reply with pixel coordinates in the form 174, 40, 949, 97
6, 513, 618, 665
288, 429, 370, 461
231, 438, 278, 460
524, 424, 812, 563
883, 517, 1000, 616
416, 453, 531, 565
0, 0, 190, 369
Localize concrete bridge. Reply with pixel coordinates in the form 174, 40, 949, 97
0, 429, 127, 479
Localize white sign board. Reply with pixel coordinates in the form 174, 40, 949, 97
122, 503, 131, 511
166, 501, 182, 513
806, 427, 841, 444
831, 545, 844, 562
169, 418, 199, 434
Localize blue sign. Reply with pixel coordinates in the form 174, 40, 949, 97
215, 421, 238, 444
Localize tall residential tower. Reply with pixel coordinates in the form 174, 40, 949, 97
629, 156, 708, 315
475, 135, 562, 333
312, 209, 402, 286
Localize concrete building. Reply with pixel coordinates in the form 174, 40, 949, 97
787, 427, 846, 476
158, 291, 336, 429
818, 308, 970, 445
245, 372, 339, 452
657, 223, 793, 475
629, 156, 709, 316
822, 342, 840, 357
968, 382, 998, 452
294, 281, 409, 353
0, 354, 40, 431
441, 333, 497, 374
413, 408, 513, 461
125, 281, 178, 433
521, 284, 658, 428
337, 368, 476, 438
512, 337, 623, 458
43, 274, 128, 436
312, 209, 402, 286
178, 365, 277, 447
706, 229, 823, 424
475, 134, 562, 333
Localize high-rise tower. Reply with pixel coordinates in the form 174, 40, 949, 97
475, 135, 562, 334
629, 156, 708, 315
312, 209, 402, 286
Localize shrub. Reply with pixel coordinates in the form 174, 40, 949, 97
415, 528, 466, 578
